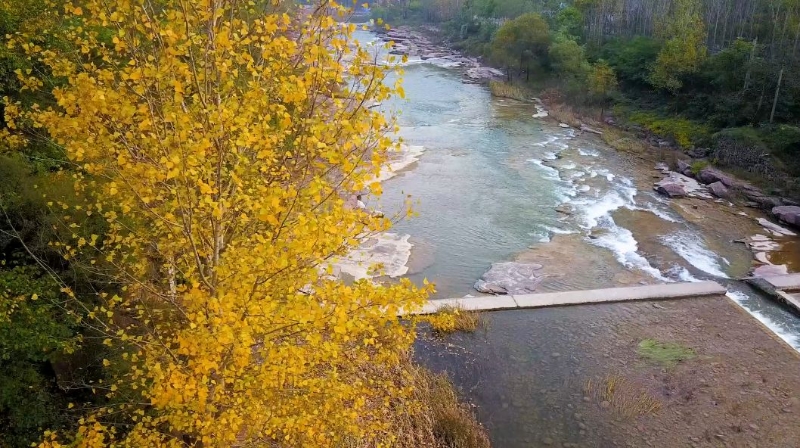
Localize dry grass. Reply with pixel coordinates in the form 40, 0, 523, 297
546, 102, 584, 129
488, 81, 530, 101
600, 127, 649, 154
341, 361, 491, 448
427, 305, 483, 334
584, 374, 662, 419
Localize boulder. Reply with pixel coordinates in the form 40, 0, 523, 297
688, 147, 709, 158
656, 182, 686, 198
708, 181, 729, 198
697, 167, 736, 187
676, 160, 691, 175
654, 172, 712, 199
753, 195, 784, 209
772, 206, 800, 227
654, 162, 669, 172
474, 262, 543, 295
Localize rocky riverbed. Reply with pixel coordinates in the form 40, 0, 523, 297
375, 25, 505, 84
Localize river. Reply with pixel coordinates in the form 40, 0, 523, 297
347, 28, 800, 447
346, 30, 800, 350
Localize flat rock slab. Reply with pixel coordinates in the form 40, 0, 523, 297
409, 281, 727, 315
760, 273, 800, 291
474, 262, 543, 295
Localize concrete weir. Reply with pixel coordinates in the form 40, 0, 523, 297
409, 281, 727, 315
746, 273, 800, 315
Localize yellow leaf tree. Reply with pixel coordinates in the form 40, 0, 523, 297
5, 0, 430, 445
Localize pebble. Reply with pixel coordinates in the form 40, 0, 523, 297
583, 396, 590, 402
543, 437, 554, 445
573, 412, 582, 420
600, 400, 611, 408
749, 423, 759, 431
578, 422, 587, 430
552, 352, 561, 358
781, 407, 792, 413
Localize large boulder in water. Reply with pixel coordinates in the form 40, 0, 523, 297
474, 262, 543, 295
772, 205, 800, 227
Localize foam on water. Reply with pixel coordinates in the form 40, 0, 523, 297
566, 179, 668, 281
542, 225, 578, 235
661, 232, 730, 278
589, 217, 671, 282
528, 159, 561, 180
726, 291, 800, 352
533, 136, 560, 147
374, 145, 425, 182
636, 202, 680, 223
562, 162, 577, 170
666, 265, 702, 282
578, 147, 599, 157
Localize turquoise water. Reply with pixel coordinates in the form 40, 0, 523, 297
377, 65, 570, 297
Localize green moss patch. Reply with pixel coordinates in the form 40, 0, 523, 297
637, 339, 695, 367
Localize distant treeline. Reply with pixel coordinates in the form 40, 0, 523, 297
372, 0, 800, 193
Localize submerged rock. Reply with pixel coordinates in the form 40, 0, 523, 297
474, 262, 543, 295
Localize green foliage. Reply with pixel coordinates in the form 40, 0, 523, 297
549, 35, 590, 80
627, 111, 710, 148
637, 339, 695, 367
649, 0, 707, 92
489, 13, 550, 78
555, 6, 583, 39
0, 265, 78, 447
599, 37, 661, 86
587, 60, 617, 101
690, 160, 709, 174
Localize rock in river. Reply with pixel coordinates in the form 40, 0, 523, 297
474, 262, 543, 295
654, 172, 713, 199
656, 182, 686, 198
708, 181, 729, 198
772, 205, 800, 227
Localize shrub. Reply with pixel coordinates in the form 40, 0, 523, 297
627, 111, 710, 148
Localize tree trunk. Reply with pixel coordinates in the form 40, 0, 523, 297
743, 37, 757, 94
770, 67, 784, 123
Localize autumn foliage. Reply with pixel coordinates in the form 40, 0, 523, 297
4, 0, 432, 445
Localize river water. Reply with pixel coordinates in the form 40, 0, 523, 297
351, 29, 800, 348
350, 28, 800, 445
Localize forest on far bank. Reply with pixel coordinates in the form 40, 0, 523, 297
372, 0, 800, 196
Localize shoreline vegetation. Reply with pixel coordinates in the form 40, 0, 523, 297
371, 0, 800, 203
